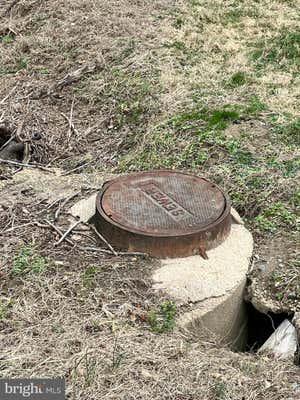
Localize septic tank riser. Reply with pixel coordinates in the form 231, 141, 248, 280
69, 179, 253, 348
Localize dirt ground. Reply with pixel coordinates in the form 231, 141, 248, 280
0, 0, 299, 399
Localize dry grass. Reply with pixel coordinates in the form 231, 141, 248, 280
157, 0, 300, 116
0, 0, 178, 166
0, 194, 299, 399
0, 0, 300, 398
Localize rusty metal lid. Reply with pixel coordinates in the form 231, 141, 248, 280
95, 170, 231, 258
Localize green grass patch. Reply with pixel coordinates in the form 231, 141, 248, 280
229, 71, 247, 87
251, 29, 300, 70
0, 57, 28, 75
119, 105, 241, 170
212, 379, 228, 399
11, 245, 48, 276
244, 95, 266, 115
271, 119, 300, 146
254, 201, 298, 233
291, 189, 300, 208
230, 149, 254, 165
82, 265, 101, 288
170, 108, 209, 128
164, 40, 187, 51
267, 155, 300, 178
115, 38, 136, 62
0, 31, 15, 44
119, 101, 271, 171
39, 68, 50, 75
162, 39, 202, 64
147, 300, 176, 333
173, 16, 185, 29
254, 214, 277, 233
207, 108, 239, 129
223, 5, 260, 25
224, 8, 244, 24
264, 202, 298, 226
170, 105, 240, 131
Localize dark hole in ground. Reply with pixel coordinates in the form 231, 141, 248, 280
244, 301, 294, 352
0, 125, 12, 147
0, 124, 24, 162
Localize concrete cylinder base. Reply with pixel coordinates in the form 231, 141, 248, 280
152, 220, 253, 349
68, 192, 253, 349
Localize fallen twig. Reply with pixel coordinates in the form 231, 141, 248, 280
29, 63, 102, 100
79, 245, 147, 257
0, 158, 53, 172
15, 118, 25, 142
55, 64, 98, 90
35, 220, 148, 257
88, 223, 118, 256
0, 135, 15, 152
44, 220, 75, 247
22, 142, 31, 164
55, 191, 80, 220
61, 162, 91, 176
46, 199, 61, 210
1, 222, 33, 234
78, 246, 112, 254
0, 84, 18, 105
2, 0, 20, 17
54, 202, 64, 221
61, 96, 78, 142
110, 250, 147, 257
55, 220, 81, 246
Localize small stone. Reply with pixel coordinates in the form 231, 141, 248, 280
257, 264, 267, 273
70, 193, 97, 222
258, 319, 297, 360
230, 207, 244, 225
140, 369, 157, 380
72, 234, 83, 242
32, 132, 42, 141
291, 383, 299, 391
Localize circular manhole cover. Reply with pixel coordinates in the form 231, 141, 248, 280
95, 170, 231, 258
